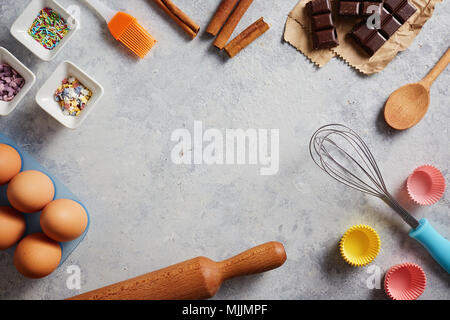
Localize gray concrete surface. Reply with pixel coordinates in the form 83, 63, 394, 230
0, 0, 449, 300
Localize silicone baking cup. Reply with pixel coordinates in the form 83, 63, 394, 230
384, 263, 426, 300
407, 165, 446, 206
339, 225, 380, 267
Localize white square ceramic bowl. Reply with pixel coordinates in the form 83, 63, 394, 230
10, 0, 79, 61
0, 47, 36, 116
36, 61, 104, 129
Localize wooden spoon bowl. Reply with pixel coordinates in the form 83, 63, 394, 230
384, 49, 450, 130
384, 82, 430, 130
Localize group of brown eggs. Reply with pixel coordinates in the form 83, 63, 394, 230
0, 144, 88, 279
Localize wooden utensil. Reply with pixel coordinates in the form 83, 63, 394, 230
68, 241, 286, 300
384, 48, 450, 130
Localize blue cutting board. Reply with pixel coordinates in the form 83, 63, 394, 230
0, 132, 89, 266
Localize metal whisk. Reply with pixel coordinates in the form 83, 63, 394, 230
309, 124, 419, 229
309, 124, 450, 273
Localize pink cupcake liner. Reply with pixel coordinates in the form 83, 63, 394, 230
407, 165, 446, 206
384, 263, 426, 300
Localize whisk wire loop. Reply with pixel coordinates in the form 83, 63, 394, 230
318, 135, 384, 197
310, 124, 419, 229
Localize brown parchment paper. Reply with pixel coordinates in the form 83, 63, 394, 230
284, 0, 443, 74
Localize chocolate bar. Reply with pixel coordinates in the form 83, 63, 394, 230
349, 0, 416, 55
339, 0, 383, 17
307, 0, 339, 49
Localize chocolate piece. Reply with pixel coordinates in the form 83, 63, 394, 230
307, 0, 339, 49
380, 7, 391, 23
350, 22, 376, 44
313, 29, 339, 49
348, 0, 416, 56
339, 1, 360, 16
394, 1, 417, 23
380, 16, 402, 38
338, 0, 383, 17
312, 13, 334, 30
361, 2, 382, 16
363, 32, 387, 55
384, 0, 404, 12
349, 21, 387, 56
310, 0, 332, 14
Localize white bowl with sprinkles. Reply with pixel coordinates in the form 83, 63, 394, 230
10, 0, 79, 61
0, 47, 36, 116
36, 61, 104, 129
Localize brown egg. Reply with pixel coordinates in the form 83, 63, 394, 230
14, 233, 61, 279
0, 206, 26, 250
7, 170, 55, 213
0, 144, 22, 185
41, 199, 88, 242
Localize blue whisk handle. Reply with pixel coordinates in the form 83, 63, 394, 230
409, 218, 450, 273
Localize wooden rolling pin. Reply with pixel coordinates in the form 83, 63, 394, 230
68, 242, 286, 300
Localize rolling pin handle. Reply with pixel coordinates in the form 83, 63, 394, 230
217, 242, 287, 280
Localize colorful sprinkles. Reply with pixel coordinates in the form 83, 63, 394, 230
28, 7, 70, 50
54, 77, 92, 117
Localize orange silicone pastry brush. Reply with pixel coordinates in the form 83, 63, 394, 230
85, 0, 156, 58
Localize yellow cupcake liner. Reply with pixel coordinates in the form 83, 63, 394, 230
340, 225, 381, 267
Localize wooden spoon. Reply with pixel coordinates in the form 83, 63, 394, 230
384, 48, 450, 130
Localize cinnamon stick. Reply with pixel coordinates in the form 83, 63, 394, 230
214, 0, 254, 49
224, 17, 269, 58
206, 0, 240, 36
154, 0, 200, 39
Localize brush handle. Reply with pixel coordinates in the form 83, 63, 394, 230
410, 218, 450, 273
84, 0, 116, 22
420, 48, 450, 89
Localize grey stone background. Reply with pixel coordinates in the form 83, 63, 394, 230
0, 0, 449, 300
